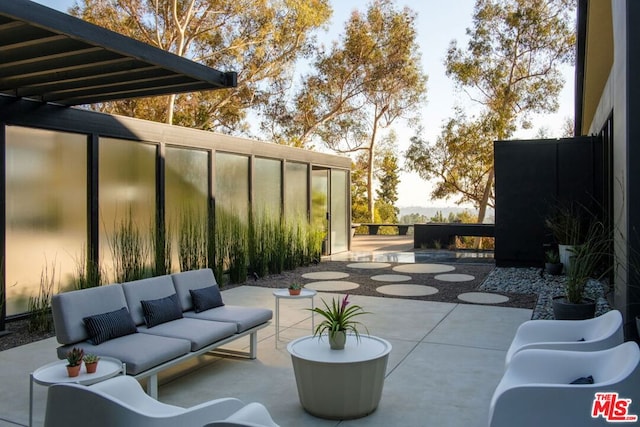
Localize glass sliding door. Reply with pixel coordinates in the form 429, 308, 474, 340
331, 169, 349, 253
5, 126, 87, 315
312, 168, 329, 254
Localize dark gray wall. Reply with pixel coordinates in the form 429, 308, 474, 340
494, 137, 603, 267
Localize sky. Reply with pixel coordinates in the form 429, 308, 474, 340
33, 0, 575, 210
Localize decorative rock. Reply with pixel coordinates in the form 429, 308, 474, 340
392, 264, 456, 274
371, 274, 412, 282
302, 271, 350, 280
376, 284, 439, 297
304, 281, 360, 292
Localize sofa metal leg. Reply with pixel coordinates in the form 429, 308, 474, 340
147, 375, 158, 399
249, 332, 257, 359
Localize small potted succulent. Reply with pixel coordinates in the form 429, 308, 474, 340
288, 283, 302, 296
66, 347, 84, 377
544, 249, 563, 276
309, 294, 369, 350
83, 353, 100, 374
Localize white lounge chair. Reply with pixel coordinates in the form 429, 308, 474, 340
505, 309, 623, 366
44, 375, 279, 427
489, 341, 640, 427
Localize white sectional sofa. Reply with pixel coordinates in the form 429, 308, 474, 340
51, 268, 272, 397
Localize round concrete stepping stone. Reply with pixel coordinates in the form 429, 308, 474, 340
434, 273, 475, 282
346, 262, 391, 269
393, 264, 455, 274
301, 271, 350, 280
304, 281, 360, 292
371, 274, 412, 282
457, 292, 509, 304
376, 284, 439, 297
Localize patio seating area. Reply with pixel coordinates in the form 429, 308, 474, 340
1, 283, 532, 426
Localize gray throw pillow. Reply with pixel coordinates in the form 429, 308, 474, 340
190, 285, 224, 313
140, 293, 183, 328
83, 307, 137, 345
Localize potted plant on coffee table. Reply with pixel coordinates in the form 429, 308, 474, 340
552, 220, 611, 320
83, 353, 100, 374
309, 294, 369, 350
288, 283, 302, 296
66, 347, 84, 377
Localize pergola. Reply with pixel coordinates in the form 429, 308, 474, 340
0, 0, 236, 106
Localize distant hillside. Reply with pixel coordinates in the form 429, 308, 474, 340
399, 206, 495, 222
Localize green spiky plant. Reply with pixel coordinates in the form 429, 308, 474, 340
72, 246, 104, 290
178, 207, 208, 272
28, 259, 56, 333
108, 209, 150, 283
152, 219, 172, 276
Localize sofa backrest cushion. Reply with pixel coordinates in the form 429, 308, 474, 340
122, 275, 177, 326
52, 284, 128, 345
171, 269, 218, 312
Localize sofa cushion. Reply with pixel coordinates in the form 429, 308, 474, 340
141, 293, 183, 328
122, 275, 177, 326
83, 307, 137, 345
137, 318, 237, 351
183, 305, 272, 333
52, 284, 128, 345
190, 285, 224, 313
56, 333, 191, 375
171, 269, 218, 311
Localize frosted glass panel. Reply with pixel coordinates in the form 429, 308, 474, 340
215, 152, 249, 220
312, 168, 328, 252
285, 162, 308, 220
254, 157, 281, 217
166, 147, 209, 271
6, 126, 87, 315
331, 169, 348, 253
99, 138, 156, 281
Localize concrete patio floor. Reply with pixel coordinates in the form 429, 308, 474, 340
0, 284, 531, 427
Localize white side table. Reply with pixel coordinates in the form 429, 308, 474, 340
30, 356, 124, 426
287, 334, 392, 419
273, 288, 317, 345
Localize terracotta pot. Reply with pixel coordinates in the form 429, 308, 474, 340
67, 364, 81, 377
85, 361, 98, 374
289, 288, 301, 296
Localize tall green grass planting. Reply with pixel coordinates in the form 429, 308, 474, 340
178, 207, 208, 272
28, 259, 56, 333
108, 210, 151, 283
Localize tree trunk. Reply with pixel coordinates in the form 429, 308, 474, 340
166, 94, 176, 125
477, 166, 494, 224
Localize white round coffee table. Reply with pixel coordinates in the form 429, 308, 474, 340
287, 334, 392, 419
30, 356, 124, 426
273, 288, 317, 345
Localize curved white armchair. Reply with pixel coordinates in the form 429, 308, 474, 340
505, 309, 623, 366
44, 375, 279, 427
489, 342, 640, 427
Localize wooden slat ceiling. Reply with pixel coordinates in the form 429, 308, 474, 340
0, 0, 236, 106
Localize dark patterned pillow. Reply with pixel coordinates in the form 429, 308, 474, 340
83, 307, 137, 345
190, 285, 224, 313
140, 293, 183, 328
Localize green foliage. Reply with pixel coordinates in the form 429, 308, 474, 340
108, 210, 151, 283
83, 353, 100, 364
152, 220, 172, 276
400, 213, 428, 224
72, 0, 332, 131
178, 208, 208, 272
351, 156, 370, 224
309, 294, 369, 340
66, 347, 84, 367
407, 0, 575, 221
28, 260, 56, 334
72, 246, 104, 290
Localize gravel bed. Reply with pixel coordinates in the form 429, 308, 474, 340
480, 267, 612, 319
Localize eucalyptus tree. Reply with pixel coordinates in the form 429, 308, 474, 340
266, 0, 427, 221
406, 0, 575, 222
71, 0, 331, 131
